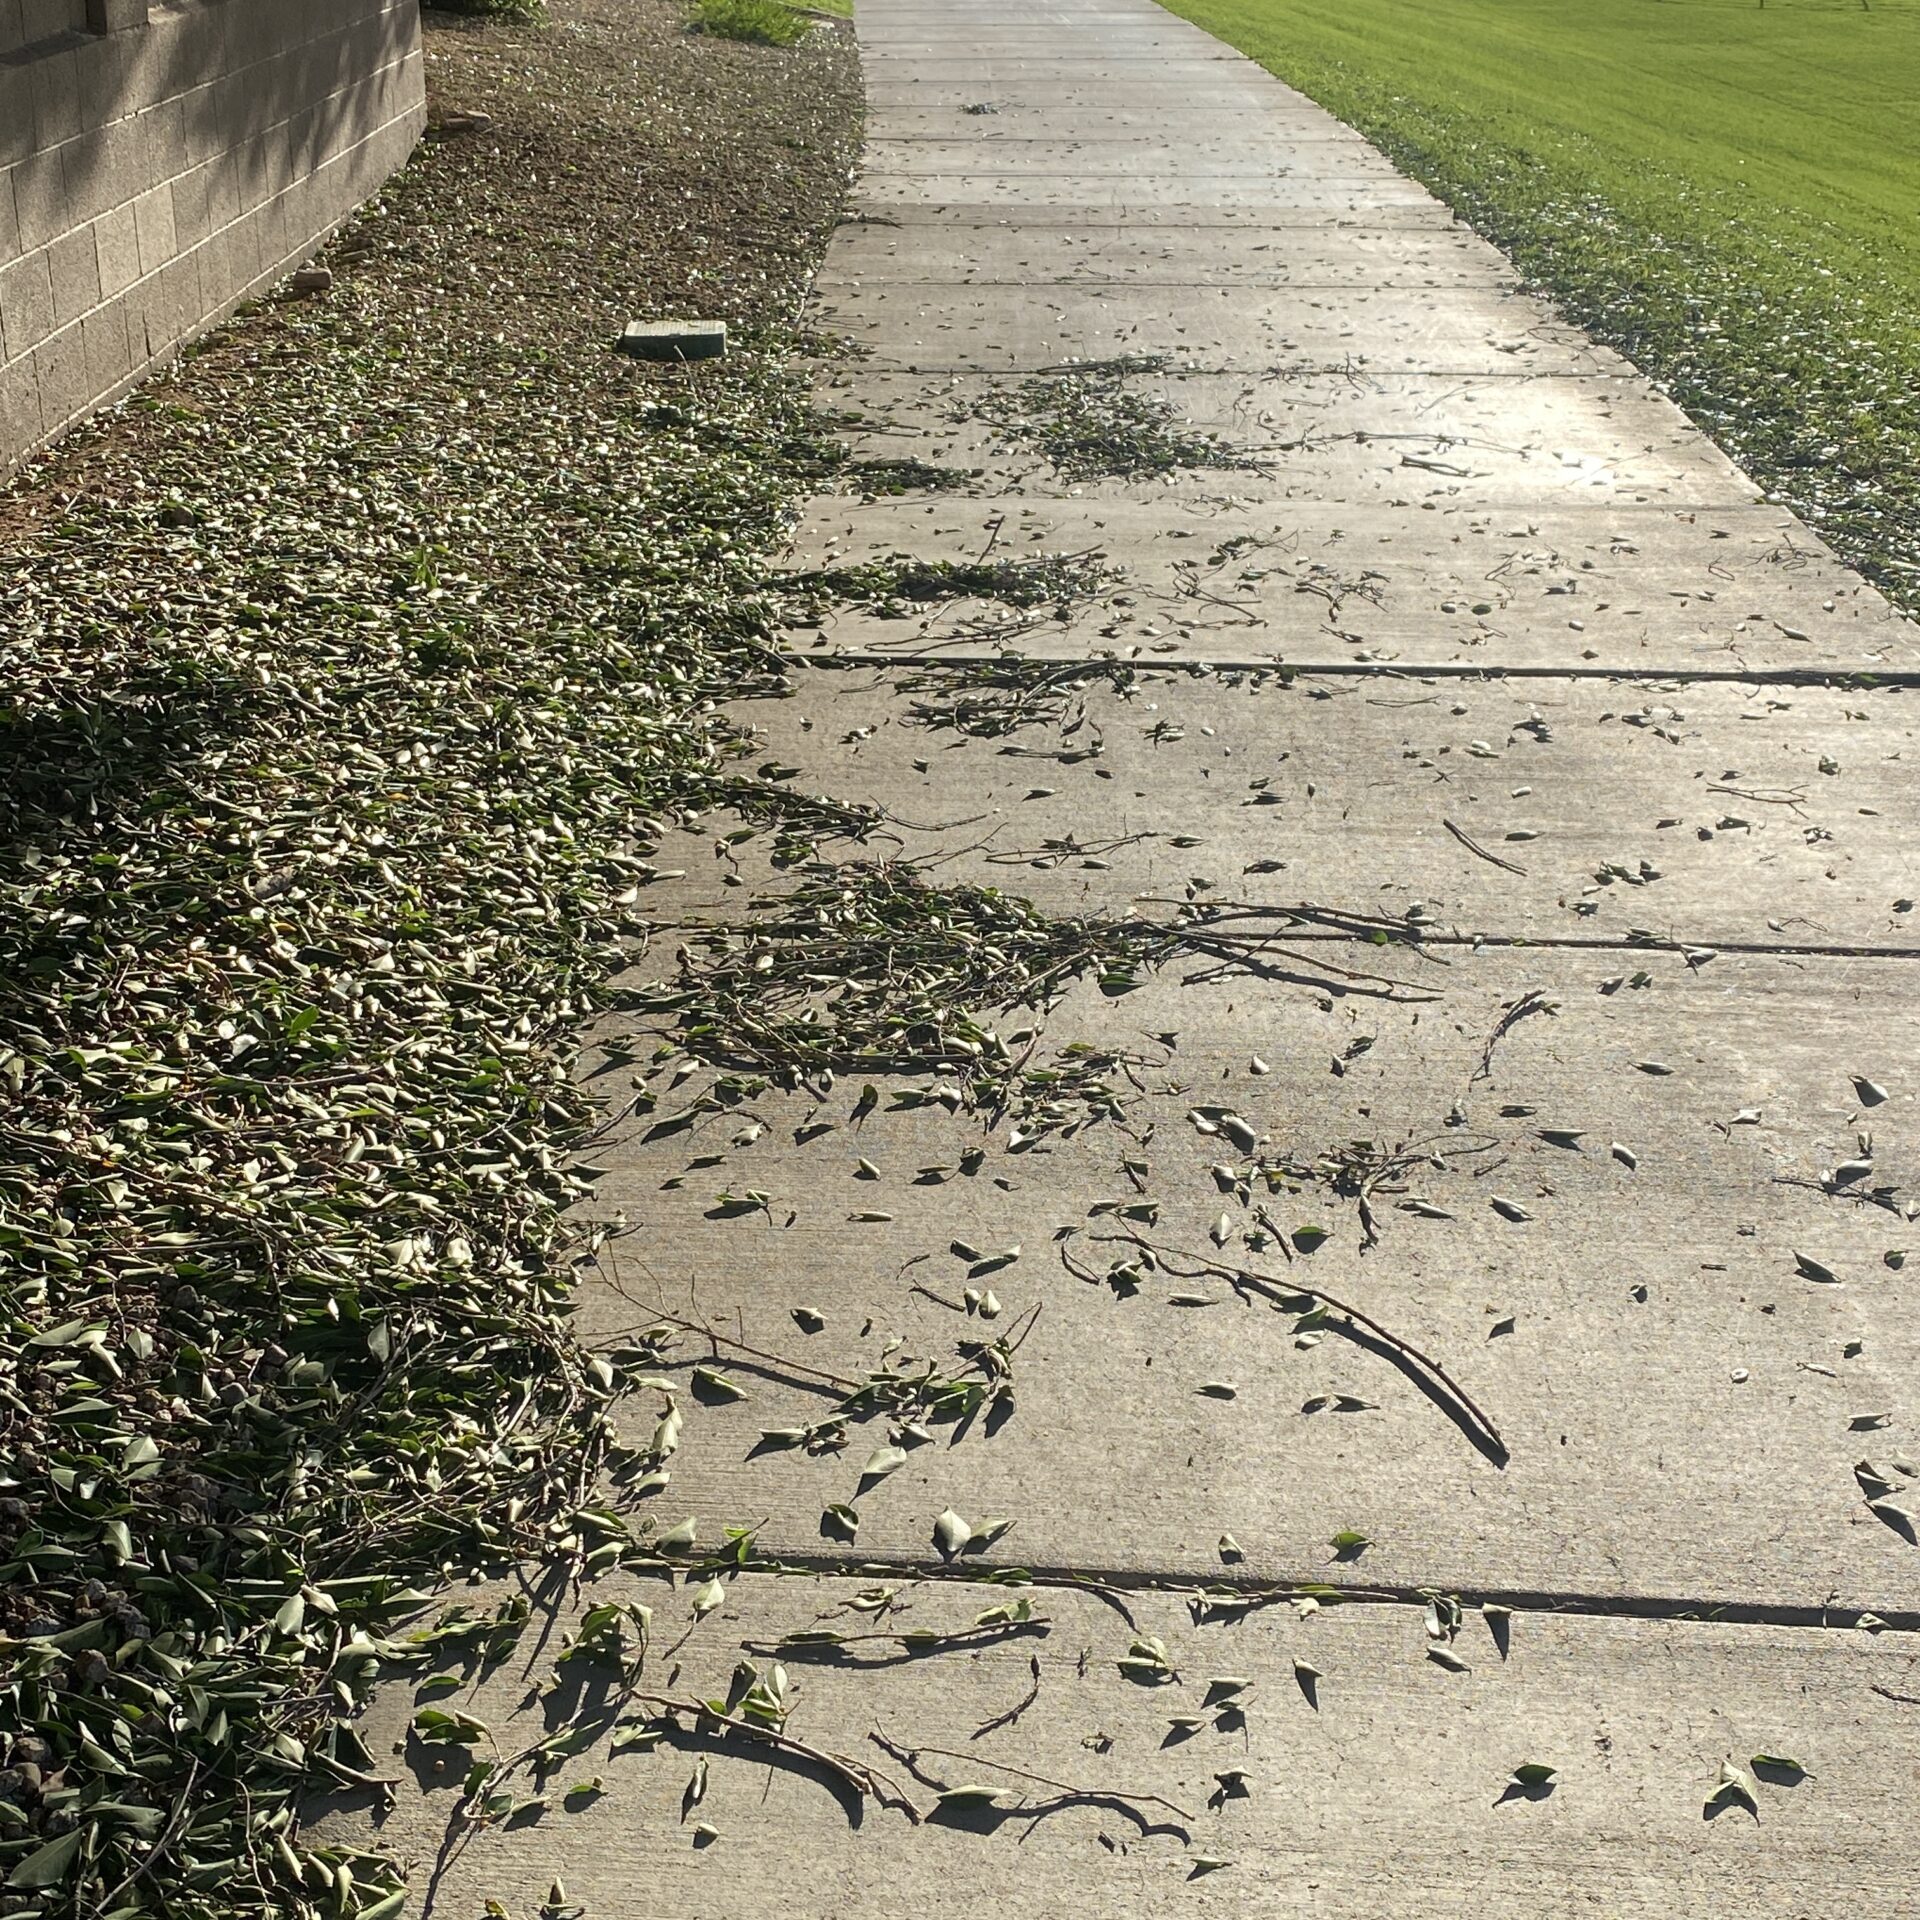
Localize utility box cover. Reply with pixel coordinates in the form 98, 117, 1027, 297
618, 320, 728, 363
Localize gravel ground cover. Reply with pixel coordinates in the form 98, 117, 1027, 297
0, 5, 859, 1914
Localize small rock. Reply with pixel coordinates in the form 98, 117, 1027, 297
291, 268, 334, 295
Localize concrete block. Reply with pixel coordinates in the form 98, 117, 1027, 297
250, 188, 287, 269
136, 97, 187, 187
45, 223, 98, 324
9, 148, 63, 251
131, 181, 174, 274
30, 45, 80, 149
0, 357, 44, 459
72, 23, 133, 128
20, 0, 75, 46
0, 0, 27, 61
191, 225, 233, 312
59, 120, 148, 228
169, 162, 208, 249
0, 248, 54, 359
66, 115, 142, 223
234, 128, 273, 212
0, 65, 33, 168
134, 243, 198, 356
618, 318, 728, 364
0, 167, 17, 266
80, 294, 128, 392
178, 78, 223, 169
199, 151, 239, 235
92, 200, 137, 294
30, 316, 87, 431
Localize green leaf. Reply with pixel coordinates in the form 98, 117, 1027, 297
933, 1508, 971, 1557
7, 1827, 87, 1888
1509, 1762, 1557, 1788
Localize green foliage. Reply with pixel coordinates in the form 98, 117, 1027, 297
1163, 0, 1920, 613
0, 85, 852, 1920
692, 0, 813, 46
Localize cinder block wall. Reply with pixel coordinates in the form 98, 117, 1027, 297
0, 0, 425, 468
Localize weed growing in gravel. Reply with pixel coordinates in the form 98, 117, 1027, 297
692, 0, 812, 46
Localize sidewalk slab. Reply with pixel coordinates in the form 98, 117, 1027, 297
811, 285, 1619, 375
588, 953, 1920, 1616
734, 671, 1920, 949
782, 498, 1915, 676
816, 223, 1513, 287
814, 368, 1760, 506
335, 1578, 1919, 1920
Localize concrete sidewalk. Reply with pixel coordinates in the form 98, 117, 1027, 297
355, 2, 1920, 1910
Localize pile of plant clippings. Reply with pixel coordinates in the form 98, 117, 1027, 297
0, 2, 858, 1915
974, 361, 1250, 480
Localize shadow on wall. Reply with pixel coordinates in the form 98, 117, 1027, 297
1, 0, 425, 460
0, 0, 422, 218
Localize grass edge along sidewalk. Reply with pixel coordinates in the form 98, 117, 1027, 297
0, 4, 860, 1916
1161, 0, 1920, 619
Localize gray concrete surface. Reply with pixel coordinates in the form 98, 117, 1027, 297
342, 1, 1920, 1909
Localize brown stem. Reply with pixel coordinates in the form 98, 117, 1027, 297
636, 1693, 923, 1822
870, 1728, 1194, 1822
1099, 1232, 1508, 1463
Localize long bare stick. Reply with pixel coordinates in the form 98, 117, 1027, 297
870, 1729, 1194, 1823
637, 1693, 923, 1822
1098, 1232, 1508, 1463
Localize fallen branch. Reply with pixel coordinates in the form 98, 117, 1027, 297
1445, 817, 1527, 876
1089, 1232, 1508, 1464
870, 1728, 1194, 1823
639, 1693, 923, 1822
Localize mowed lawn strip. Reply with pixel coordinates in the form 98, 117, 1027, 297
1160, 0, 1920, 611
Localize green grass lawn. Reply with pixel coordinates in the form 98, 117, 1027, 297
1159, 0, 1920, 612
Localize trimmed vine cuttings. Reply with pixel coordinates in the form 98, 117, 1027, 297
972, 358, 1254, 481
774, 549, 1116, 625
895, 656, 1141, 741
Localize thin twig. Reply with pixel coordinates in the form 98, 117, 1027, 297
638, 1693, 923, 1822
1094, 1233, 1508, 1463
972, 1654, 1043, 1738
1472, 987, 1556, 1084
742, 1620, 1048, 1662
1445, 817, 1527, 876
869, 1729, 1194, 1822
